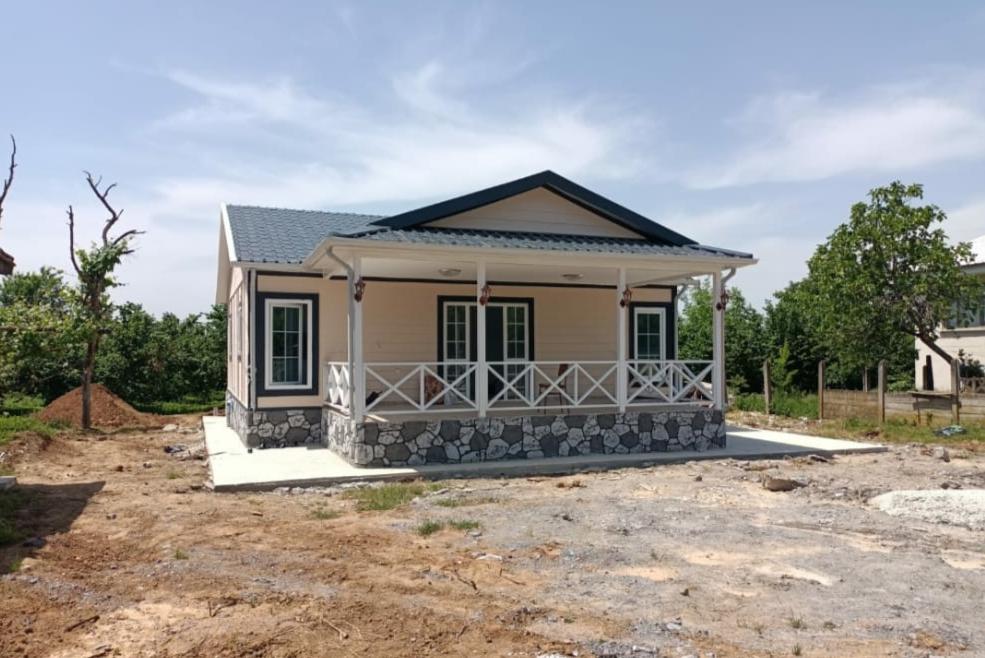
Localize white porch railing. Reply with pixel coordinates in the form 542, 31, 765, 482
626, 360, 714, 405
325, 362, 352, 409
363, 362, 479, 414
326, 359, 714, 417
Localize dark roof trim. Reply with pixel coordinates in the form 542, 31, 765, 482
371, 170, 697, 246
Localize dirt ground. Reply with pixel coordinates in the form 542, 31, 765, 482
2, 416, 984, 658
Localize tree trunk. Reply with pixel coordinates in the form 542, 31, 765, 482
918, 334, 954, 366
81, 336, 97, 430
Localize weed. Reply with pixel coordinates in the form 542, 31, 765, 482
173, 548, 189, 560
788, 617, 805, 629
416, 520, 445, 536
448, 519, 480, 531
822, 621, 836, 630
8, 557, 22, 573
434, 496, 498, 508
792, 644, 802, 656
166, 470, 181, 480
344, 482, 440, 511
311, 508, 341, 520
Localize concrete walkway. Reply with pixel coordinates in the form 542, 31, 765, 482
202, 416, 885, 492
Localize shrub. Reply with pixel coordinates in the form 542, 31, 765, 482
0, 392, 44, 416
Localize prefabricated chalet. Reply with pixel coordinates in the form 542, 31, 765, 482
214, 171, 756, 467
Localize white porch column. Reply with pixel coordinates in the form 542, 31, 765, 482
711, 270, 726, 410
616, 267, 628, 413
350, 254, 365, 422
476, 260, 488, 417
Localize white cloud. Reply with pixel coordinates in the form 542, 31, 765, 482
689, 86, 985, 188
946, 198, 985, 242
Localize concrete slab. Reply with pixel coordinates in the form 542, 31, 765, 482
203, 416, 886, 492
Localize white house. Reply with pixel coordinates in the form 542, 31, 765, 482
214, 171, 757, 467
917, 234, 985, 391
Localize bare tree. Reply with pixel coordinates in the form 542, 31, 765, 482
0, 135, 16, 274
68, 172, 143, 429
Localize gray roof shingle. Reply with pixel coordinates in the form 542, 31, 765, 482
226, 205, 382, 263
225, 204, 753, 264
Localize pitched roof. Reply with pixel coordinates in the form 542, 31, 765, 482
375, 170, 696, 245
225, 205, 382, 263
223, 171, 753, 264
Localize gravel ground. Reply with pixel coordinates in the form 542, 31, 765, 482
871, 489, 985, 530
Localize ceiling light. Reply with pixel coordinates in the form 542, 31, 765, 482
439, 268, 462, 277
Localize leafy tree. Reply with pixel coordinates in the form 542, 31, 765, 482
0, 268, 78, 400
763, 280, 826, 392
808, 181, 978, 372
67, 173, 143, 429
0, 135, 16, 274
678, 283, 767, 393
770, 341, 797, 396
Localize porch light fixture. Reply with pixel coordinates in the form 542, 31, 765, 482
561, 273, 583, 281
438, 268, 461, 277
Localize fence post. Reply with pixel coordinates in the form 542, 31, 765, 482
951, 360, 961, 425
763, 359, 772, 415
818, 360, 826, 420
877, 359, 886, 424
862, 368, 869, 392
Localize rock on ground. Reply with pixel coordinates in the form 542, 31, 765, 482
870, 489, 985, 530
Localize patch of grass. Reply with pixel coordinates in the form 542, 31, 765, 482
311, 507, 341, 520
8, 557, 22, 573
173, 548, 189, 560
0, 392, 44, 417
733, 392, 819, 419
166, 470, 181, 480
434, 496, 498, 508
448, 519, 480, 531
344, 481, 442, 512
416, 519, 445, 536
0, 490, 28, 546
821, 416, 985, 446
133, 392, 226, 415
792, 644, 802, 656
0, 416, 65, 446
788, 617, 805, 629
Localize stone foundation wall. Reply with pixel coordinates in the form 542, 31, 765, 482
225, 392, 322, 448
322, 408, 725, 468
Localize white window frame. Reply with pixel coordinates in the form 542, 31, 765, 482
264, 298, 313, 391
443, 302, 473, 400
633, 307, 667, 361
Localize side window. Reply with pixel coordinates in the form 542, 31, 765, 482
265, 300, 312, 388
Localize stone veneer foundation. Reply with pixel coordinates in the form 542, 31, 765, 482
323, 407, 725, 468
226, 392, 322, 448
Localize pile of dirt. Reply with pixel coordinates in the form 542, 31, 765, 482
37, 384, 160, 429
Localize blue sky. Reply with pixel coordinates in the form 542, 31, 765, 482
4, 2, 985, 315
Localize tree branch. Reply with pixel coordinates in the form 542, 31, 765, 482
0, 134, 15, 229
84, 171, 123, 245
918, 333, 955, 365
67, 205, 81, 275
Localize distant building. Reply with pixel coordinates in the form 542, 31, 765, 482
0, 247, 14, 275
916, 234, 985, 391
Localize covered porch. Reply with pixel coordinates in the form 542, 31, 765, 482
305, 242, 743, 467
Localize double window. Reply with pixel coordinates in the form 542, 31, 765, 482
264, 299, 313, 389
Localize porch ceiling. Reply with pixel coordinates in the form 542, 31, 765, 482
323, 256, 715, 287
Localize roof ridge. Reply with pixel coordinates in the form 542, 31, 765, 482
225, 203, 386, 219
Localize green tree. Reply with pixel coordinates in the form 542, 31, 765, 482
808, 182, 977, 372
763, 280, 825, 392
68, 173, 143, 429
0, 268, 79, 401
678, 283, 767, 393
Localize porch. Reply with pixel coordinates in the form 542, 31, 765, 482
300, 245, 739, 466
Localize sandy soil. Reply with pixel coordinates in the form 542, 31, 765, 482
1, 417, 984, 657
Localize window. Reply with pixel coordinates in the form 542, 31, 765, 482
634, 307, 666, 360
946, 296, 985, 329
265, 299, 312, 389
